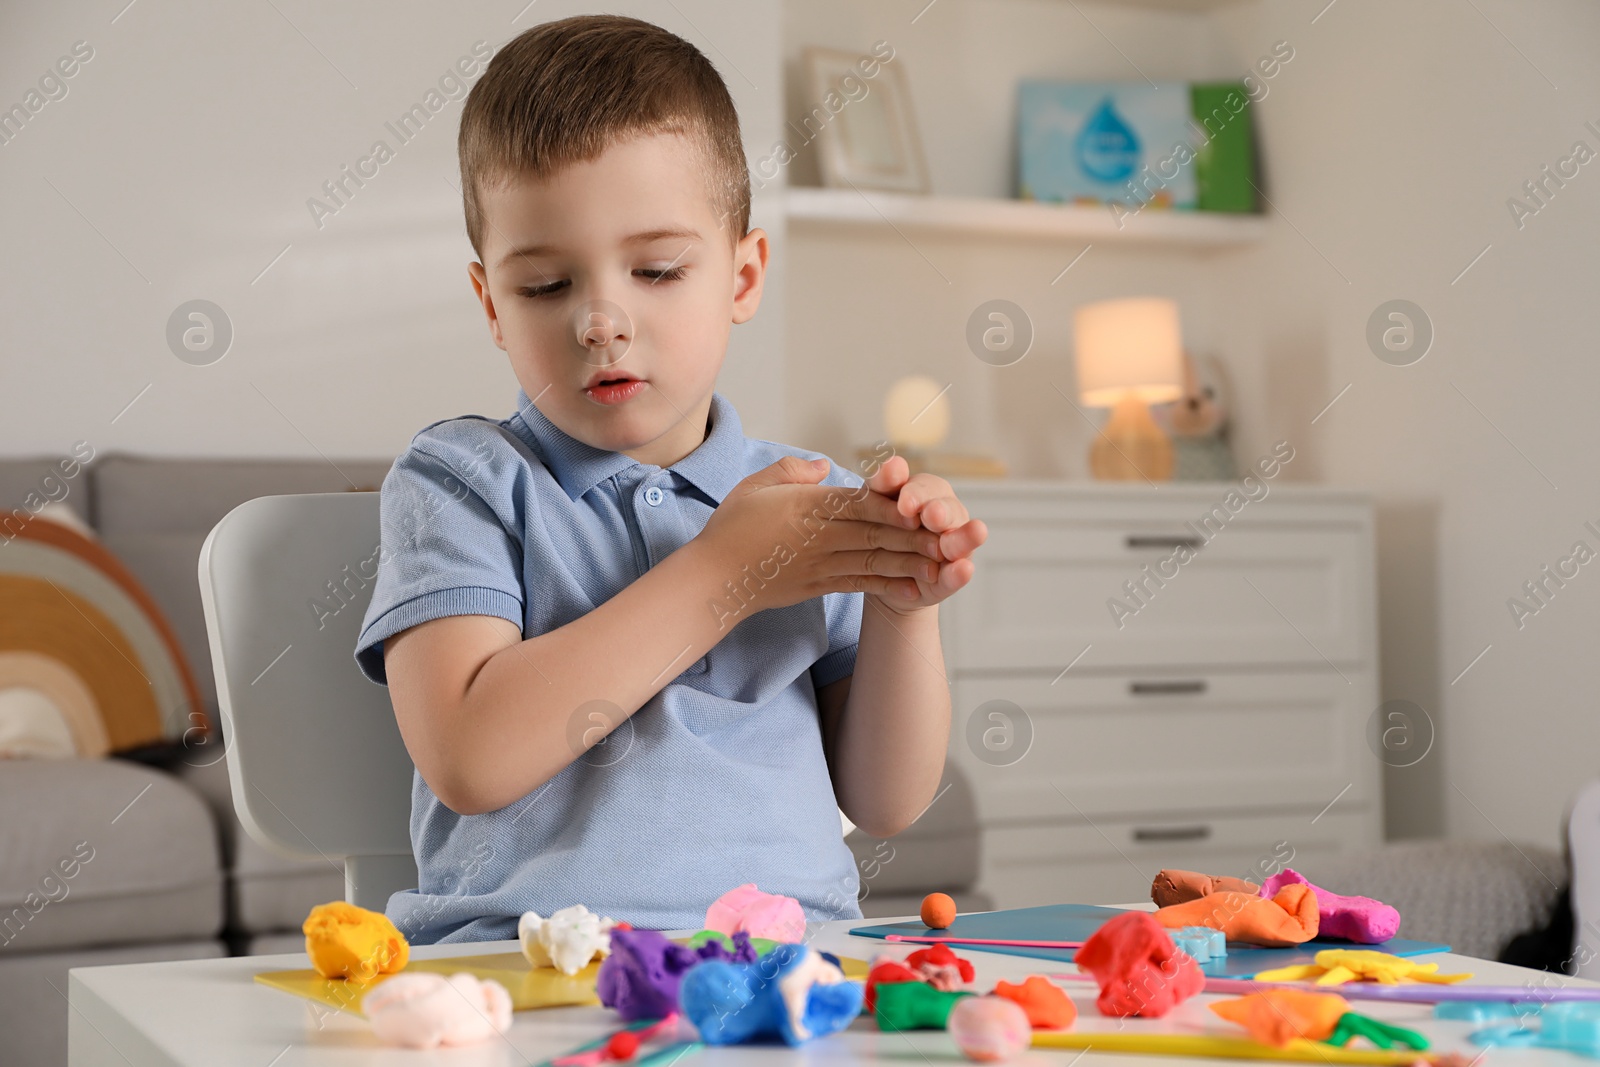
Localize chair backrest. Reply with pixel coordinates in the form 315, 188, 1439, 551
198, 492, 416, 910
1570, 778, 1600, 980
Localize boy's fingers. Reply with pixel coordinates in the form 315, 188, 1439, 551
937, 518, 987, 561
740, 455, 830, 491
866, 454, 910, 494
830, 520, 943, 559
831, 549, 940, 583
828, 485, 919, 528
913, 494, 970, 533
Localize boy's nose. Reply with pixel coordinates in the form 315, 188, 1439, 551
571, 299, 632, 366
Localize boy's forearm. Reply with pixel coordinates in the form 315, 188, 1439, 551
448, 537, 734, 813
831, 602, 951, 838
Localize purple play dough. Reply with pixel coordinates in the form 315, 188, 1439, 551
596, 928, 758, 1021
1261, 868, 1401, 943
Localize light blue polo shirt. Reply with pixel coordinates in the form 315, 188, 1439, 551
354, 390, 865, 944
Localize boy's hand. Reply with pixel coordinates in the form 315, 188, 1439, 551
695, 456, 945, 616
862, 454, 987, 616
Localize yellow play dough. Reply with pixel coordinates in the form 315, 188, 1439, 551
303, 901, 410, 981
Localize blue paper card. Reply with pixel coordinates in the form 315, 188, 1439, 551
1018, 82, 1198, 208
848, 904, 1451, 977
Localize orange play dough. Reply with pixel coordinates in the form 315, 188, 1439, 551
1153, 884, 1320, 947
993, 975, 1077, 1029
921, 892, 957, 930
303, 901, 410, 981
1211, 989, 1351, 1046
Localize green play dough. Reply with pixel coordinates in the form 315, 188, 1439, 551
685, 929, 779, 956
874, 982, 973, 1031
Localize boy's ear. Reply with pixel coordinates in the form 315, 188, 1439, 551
467, 261, 507, 351
731, 227, 769, 325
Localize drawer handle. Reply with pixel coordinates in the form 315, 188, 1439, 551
1129, 680, 1207, 696
1132, 825, 1212, 843
1126, 535, 1204, 550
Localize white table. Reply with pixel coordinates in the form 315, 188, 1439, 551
68, 915, 1597, 1066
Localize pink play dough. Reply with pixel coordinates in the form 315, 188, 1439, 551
361, 972, 513, 1049
1260, 869, 1401, 944
704, 883, 807, 943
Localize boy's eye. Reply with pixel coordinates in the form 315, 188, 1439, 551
517, 279, 570, 299
635, 266, 688, 284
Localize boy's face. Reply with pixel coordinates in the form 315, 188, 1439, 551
467, 132, 767, 468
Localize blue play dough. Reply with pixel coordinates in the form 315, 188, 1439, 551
849, 903, 1451, 977
679, 943, 864, 1046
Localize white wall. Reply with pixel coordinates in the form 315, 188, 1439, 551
782, 0, 1600, 850
0, 0, 785, 459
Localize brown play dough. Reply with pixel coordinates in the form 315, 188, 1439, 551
1150, 869, 1261, 908
1152, 884, 1320, 948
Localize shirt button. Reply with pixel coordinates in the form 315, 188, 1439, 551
644, 485, 665, 506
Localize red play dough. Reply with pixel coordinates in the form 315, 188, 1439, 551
1074, 911, 1204, 1018
992, 975, 1078, 1029
905, 942, 976, 990
865, 958, 923, 1012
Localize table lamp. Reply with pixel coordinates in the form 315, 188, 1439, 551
1074, 296, 1185, 481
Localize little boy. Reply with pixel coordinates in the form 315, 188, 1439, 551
354, 14, 986, 945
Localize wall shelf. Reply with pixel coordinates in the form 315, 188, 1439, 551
785, 187, 1267, 249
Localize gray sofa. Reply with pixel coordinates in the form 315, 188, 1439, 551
0, 453, 989, 1067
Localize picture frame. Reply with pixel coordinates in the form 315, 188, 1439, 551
802, 46, 929, 194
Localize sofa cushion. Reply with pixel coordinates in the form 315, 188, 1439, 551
0, 514, 206, 754
846, 761, 983, 899
172, 755, 347, 935
0, 456, 94, 533
1303, 840, 1567, 961
91, 456, 395, 722
0, 759, 223, 953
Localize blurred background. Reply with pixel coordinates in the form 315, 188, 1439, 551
3, 1, 1598, 1062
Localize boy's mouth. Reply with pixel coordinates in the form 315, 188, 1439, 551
583, 372, 646, 406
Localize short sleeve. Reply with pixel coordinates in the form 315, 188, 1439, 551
354, 432, 525, 685
809, 457, 867, 690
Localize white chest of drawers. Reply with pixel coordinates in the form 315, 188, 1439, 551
940, 479, 1384, 908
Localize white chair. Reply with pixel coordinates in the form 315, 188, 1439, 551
197, 491, 859, 917
1569, 778, 1600, 980
198, 492, 416, 911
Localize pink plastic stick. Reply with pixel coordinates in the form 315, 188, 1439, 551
885, 934, 1085, 949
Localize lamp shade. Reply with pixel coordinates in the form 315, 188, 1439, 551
1074, 297, 1185, 407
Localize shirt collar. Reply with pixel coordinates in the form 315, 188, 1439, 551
509, 389, 747, 505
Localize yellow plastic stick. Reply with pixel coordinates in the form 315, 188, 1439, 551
1030, 1031, 1443, 1065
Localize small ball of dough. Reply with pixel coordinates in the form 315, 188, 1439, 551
921, 892, 957, 930
949, 995, 1032, 1062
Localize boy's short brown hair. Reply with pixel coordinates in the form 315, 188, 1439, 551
458, 15, 750, 259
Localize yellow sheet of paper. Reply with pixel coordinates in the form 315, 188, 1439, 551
255, 947, 870, 1017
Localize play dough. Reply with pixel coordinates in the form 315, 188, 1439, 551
1212, 990, 1428, 1050
1211, 989, 1353, 1046
875, 980, 973, 1030
679, 942, 863, 1045
302, 901, 409, 981
1075, 911, 1203, 1018
865, 956, 922, 1012
518, 904, 618, 975
1253, 948, 1473, 986
905, 942, 976, 990
922, 892, 957, 929
992, 975, 1077, 1029
1260, 869, 1401, 944
1151, 869, 1260, 907
596, 926, 756, 1021
704, 883, 806, 943
948, 995, 1032, 1062
361, 972, 512, 1049
1153, 884, 1320, 948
